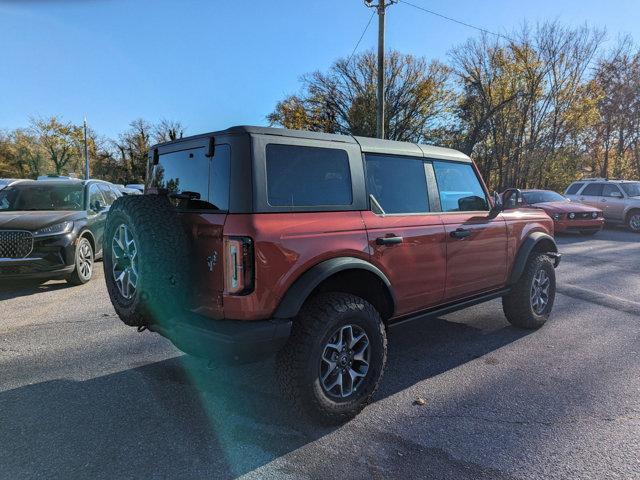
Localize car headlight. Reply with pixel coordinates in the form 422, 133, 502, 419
33, 221, 74, 237
592, 212, 598, 218
552, 213, 562, 221
568, 213, 576, 219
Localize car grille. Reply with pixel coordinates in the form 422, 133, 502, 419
570, 212, 596, 220
0, 230, 34, 259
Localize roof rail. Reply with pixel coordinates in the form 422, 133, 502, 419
581, 177, 608, 181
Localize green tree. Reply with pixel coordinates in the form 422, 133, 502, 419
30, 116, 84, 176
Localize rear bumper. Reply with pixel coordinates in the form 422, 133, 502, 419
149, 314, 292, 363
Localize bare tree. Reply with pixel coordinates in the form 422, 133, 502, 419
269, 50, 452, 142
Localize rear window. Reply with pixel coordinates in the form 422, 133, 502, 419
565, 183, 583, 195
153, 145, 230, 210
266, 144, 352, 207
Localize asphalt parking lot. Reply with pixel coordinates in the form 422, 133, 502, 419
1, 227, 638, 480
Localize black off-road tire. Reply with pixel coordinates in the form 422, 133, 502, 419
66, 236, 94, 285
276, 292, 387, 425
103, 195, 191, 327
502, 253, 556, 329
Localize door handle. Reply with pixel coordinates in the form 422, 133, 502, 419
450, 228, 472, 239
376, 236, 403, 245
601, 199, 607, 202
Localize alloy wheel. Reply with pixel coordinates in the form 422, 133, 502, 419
112, 224, 138, 299
629, 214, 640, 231
319, 324, 370, 398
77, 240, 93, 279
530, 269, 550, 315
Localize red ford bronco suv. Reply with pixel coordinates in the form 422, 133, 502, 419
104, 126, 561, 423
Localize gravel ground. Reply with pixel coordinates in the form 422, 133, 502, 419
0, 227, 638, 480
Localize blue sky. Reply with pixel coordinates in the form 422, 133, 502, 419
1, 0, 638, 139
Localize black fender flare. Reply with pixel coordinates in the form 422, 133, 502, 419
273, 257, 396, 319
508, 232, 559, 285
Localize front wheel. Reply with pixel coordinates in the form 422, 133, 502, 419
502, 253, 556, 329
276, 293, 387, 424
627, 211, 640, 233
66, 236, 94, 285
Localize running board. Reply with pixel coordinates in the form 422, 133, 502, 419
388, 288, 511, 328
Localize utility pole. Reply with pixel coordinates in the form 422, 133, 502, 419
83, 117, 89, 180
365, 0, 396, 139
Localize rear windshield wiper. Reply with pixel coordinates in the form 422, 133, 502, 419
168, 191, 201, 201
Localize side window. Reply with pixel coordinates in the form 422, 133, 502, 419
365, 154, 429, 214
266, 144, 352, 207
603, 184, 622, 198
565, 183, 583, 195
581, 183, 604, 196
98, 184, 118, 206
110, 185, 123, 199
433, 161, 489, 212
88, 184, 105, 211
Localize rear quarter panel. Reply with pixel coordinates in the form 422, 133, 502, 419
222, 212, 369, 320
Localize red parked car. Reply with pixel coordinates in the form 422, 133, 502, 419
513, 189, 604, 235
104, 127, 561, 423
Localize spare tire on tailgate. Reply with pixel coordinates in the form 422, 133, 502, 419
104, 195, 191, 327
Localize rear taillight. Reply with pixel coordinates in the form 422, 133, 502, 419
224, 236, 254, 295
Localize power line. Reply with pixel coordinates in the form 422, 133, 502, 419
397, 0, 510, 40
347, 10, 376, 65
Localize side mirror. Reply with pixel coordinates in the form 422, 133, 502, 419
92, 200, 104, 212
490, 191, 504, 214
501, 188, 522, 210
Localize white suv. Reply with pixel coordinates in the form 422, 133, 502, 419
564, 179, 640, 232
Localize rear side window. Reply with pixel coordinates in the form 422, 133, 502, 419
153, 145, 230, 210
581, 183, 604, 196
266, 144, 352, 207
433, 161, 489, 212
365, 154, 429, 214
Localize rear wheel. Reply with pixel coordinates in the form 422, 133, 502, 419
276, 293, 387, 424
66, 236, 94, 285
103, 195, 191, 327
502, 253, 556, 329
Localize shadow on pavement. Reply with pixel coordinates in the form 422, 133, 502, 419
0, 278, 72, 301
0, 312, 531, 479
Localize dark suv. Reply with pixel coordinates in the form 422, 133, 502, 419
0, 179, 122, 284
104, 126, 561, 423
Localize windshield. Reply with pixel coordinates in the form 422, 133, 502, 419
620, 182, 640, 197
0, 183, 84, 211
522, 190, 567, 204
